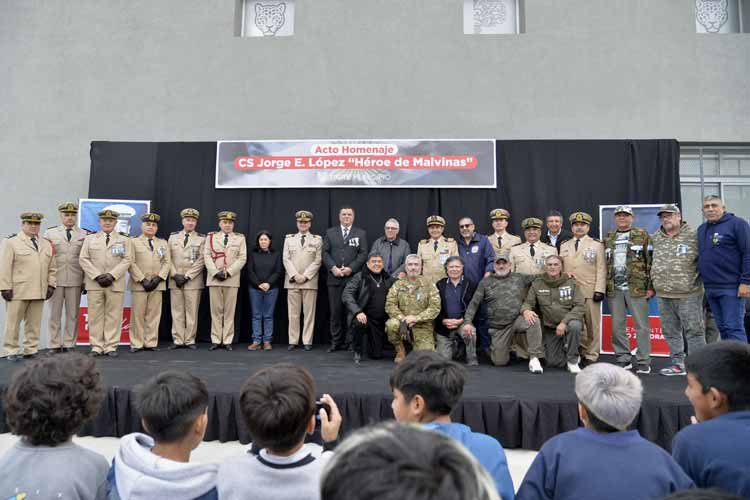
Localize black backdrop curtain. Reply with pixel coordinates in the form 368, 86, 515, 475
89, 139, 680, 345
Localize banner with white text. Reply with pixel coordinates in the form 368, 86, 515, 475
215, 139, 497, 188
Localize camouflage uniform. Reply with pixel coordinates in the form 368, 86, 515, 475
463, 273, 543, 366
651, 221, 705, 366
522, 274, 585, 368
385, 276, 440, 351
603, 224, 653, 366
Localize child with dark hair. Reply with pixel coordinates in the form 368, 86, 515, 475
107, 370, 217, 500
389, 351, 514, 500
673, 341, 750, 497
0, 353, 109, 499
218, 363, 342, 500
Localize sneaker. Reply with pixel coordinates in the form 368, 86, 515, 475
617, 360, 633, 370
467, 357, 479, 367
659, 365, 686, 376
248, 343, 262, 351
636, 364, 651, 374
6, 354, 19, 362
567, 361, 581, 374
529, 357, 543, 374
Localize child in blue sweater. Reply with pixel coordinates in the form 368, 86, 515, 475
516, 363, 693, 500
673, 341, 750, 497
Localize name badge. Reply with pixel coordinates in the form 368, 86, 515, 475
676, 244, 689, 256
712, 233, 722, 245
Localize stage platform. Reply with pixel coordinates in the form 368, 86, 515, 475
0, 346, 692, 451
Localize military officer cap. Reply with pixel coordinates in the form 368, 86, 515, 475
218, 211, 237, 221
296, 210, 313, 222
98, 209, 119, 220
614, 205, 633, 216
657, 203, 680, 216
57, 202, 78, 214
180, 208, 200, 219
141, 212, 161, 223
521, 217, 543, 230
569, 211, 593, 224
20, 212, 44, 224
490, 208, 510, 220
495, 250, 511, 262
426, 215, 446, 227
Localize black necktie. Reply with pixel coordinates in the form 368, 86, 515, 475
301, 234, 306, 247
184, 233, 189, 247
529, 244, 535, 257
66, 228, 72, 242
387, 243, 393, 273
575, 239, 580, 251
148, 238, 154, 251
343, 227, 349, 240
106, 233, 110, 246
224, 234, 229, 246
497, 236, 502, 248
433, 240, 438, 252
31, 237, 38, 251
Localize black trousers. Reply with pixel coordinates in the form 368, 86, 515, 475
350, 315, 386, 358
328, 285, 350, 348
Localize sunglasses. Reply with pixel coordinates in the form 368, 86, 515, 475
459, 224, 473, 229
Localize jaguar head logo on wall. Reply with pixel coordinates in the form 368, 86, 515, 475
695, 0, 729, 33
255, 3, 286, 36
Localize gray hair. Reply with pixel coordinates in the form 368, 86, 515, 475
384, 218, 400, 228
444, 255, 465, 271
545, 254, 563, 265
404, 254, 421, 265
575, 363, 643, 431
321, 422, 499, 500
703, 195, 725, 206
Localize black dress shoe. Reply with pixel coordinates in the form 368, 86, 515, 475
144, 347, 160, 352
209, 344, 219, 351
130, 347, 141, 353
288, 345, 297, 351
23, 353, 37, 359
89, 351, 101, 357
167, 344, 180, 350
186, 344, 197, 350
224, 344, 233, 351
107, 351, 119, 357
327, 346, 338, 353
346, 345, 354, 352
303, 345, 312, 351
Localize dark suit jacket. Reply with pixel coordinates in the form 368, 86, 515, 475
542, 228, 573, 252
434, 276, 477, 337
323, 225, 368, 287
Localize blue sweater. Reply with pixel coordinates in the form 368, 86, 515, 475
457, 233, 496, 285
698, 213, 750, 288
424, 422, 515, 500
516, 428, 693, 500
672, 411, 750, 497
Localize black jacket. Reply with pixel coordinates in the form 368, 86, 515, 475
341, 268, 396, 327
542, 228, 573, 252
323, 226, 368, 287
434, 276, 477, 337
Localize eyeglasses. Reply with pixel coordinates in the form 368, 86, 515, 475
385, 227, 399, 230
459, 224, 473, 229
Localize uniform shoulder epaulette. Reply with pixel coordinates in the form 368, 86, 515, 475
444, 237, 455, 242
197, 232, 205, 237
235, 232, 244, 237
313, 234, 321, 239
420, 239, 429, 244
170, 231, 180, 235
83, 228, 94, 234
7, 233, 16, 239
512, 241, 524, 247
591, 237, 602, 243
207, 231, 215, 235
560, 238, 572, 245
119, 232, 128, 237
286, 234, 294, 238
47, 225, 58, 230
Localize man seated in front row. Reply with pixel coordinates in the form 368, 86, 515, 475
435, 256, 479, 366
108, 371, 218, 500
673, 341, 750, 497
462, 251, 544, 373
516, 363, 694, 500
389, 351, 515, 500
218, 363, 342, 500
521, 255, 585, 373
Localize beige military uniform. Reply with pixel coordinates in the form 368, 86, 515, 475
128, 235, 170, 349
283, 232, 322, 346
0, 233, 57, 356
417, 237, 458, 283
168, 230, 206, 346
510, 241, 557, 275
487, 232, 522, 257
204, 231, 247, 344
79, 231, 133, 353
44, 225, 87, 348
560, 235, 606, 361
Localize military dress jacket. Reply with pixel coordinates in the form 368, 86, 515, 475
0, 232, 57, 299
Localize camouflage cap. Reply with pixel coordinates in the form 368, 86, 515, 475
569, 211, 593, 224
98, 209, 119, 220
495, 250, 511, 262
180, 208, 200, 219
614, 205, 633, 216
57, 202, 78, 214
295, 210, 313, 222
141, 212, 161, 223
657, 203, 680, 216
521, 217, 543, 230
426, 215, 446, 227
20, 212, 44, 223
490, 208, 510, 220
218, 211, 237, 221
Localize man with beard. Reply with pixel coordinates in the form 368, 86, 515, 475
463, 251, 544, 373
522, 255, 586, 373
342, 254, 397, 364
